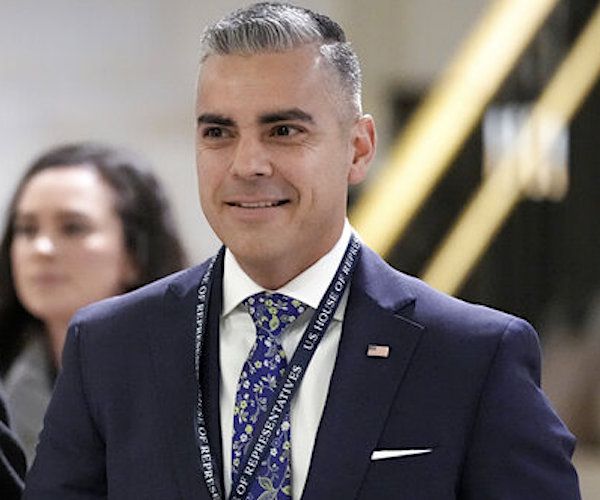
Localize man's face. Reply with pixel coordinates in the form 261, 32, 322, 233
195, 44, 374, 288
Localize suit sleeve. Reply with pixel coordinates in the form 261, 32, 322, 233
23, 321, 107, 499
459, 317, 581, 499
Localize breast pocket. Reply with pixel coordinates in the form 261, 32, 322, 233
358, 445, 458, 499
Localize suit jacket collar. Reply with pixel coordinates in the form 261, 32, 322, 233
301, 245, 424, 499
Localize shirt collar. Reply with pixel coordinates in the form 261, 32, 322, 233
222, 219, 353, 320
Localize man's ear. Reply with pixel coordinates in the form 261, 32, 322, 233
348, 115, 376, 185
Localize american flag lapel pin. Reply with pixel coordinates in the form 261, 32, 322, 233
367, 344, 390, 358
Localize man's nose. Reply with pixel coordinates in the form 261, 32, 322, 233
230, 135, 273, 178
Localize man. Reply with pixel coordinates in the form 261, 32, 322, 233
1, 383, 26, 498
24, 2, 580, 499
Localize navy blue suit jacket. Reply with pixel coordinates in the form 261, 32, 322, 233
24, 245, 580, 499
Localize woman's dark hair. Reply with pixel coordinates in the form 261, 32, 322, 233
0, 142, 188, 374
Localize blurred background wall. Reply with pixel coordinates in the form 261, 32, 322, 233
0, 0, 487, 262
2, 0, 600, 495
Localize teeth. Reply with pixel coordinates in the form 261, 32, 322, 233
237, 201, 281, 208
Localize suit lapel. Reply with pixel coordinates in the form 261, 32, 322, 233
202, 255, 225, 494
302, 246, 424, 500
147, 257, 225, 500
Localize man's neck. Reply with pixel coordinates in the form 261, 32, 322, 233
222, 221, 353, 319
238, 246, 330, 290
232, 224, 350, 290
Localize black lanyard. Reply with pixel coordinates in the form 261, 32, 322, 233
194, 235, 361, 500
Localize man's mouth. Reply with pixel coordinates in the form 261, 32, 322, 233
227, 200, 288, 208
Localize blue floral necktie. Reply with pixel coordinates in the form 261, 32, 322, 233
232, 292, 307, 500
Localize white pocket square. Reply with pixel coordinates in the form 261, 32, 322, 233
371, 448, 433, 461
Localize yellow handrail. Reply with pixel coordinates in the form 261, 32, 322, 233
350, 0, 559, 257
422, 3, 600, 295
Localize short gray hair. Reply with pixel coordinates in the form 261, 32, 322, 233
200, 2, 362, 115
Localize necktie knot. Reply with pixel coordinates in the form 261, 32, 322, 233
244, 292, 307, 339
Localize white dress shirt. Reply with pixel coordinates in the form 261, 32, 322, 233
220, 221, 352, 499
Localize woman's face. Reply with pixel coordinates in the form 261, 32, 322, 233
10, 166, 138, 331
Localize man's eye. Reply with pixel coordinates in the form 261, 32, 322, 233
273, 125, 293, 136
203, 127, 226, 138
271, 124, 306, 138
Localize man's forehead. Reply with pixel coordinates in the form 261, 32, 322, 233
197, 45, 330, 89
195, 46, 349, 125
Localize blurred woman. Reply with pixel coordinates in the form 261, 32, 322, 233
0, 142, 188, 462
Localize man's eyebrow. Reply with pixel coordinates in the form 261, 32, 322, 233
258, 108, 314, 125
196, 113, 235, 127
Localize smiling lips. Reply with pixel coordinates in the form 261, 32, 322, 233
227, 200, 289, 208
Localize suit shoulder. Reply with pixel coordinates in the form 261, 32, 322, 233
378, 268, 543, 382
358, 245, 535, 341
401, 272, 537, 347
